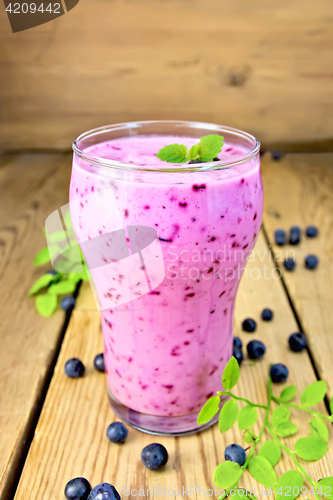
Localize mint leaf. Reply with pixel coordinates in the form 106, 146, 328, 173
280, 385, 297, 402
272, 405, 290, 427
68, 271, 89, 283
330, 396, 333, 415
275, 421, 298, 438
275, 470, 303, 500
238, 405, 258, 431
248, 456, 277, 488
156, 144, 188, 163
29, 273, 57, 296
310, 417, 329, 443
48, 230, 67, 243
34, 247, 52, 266
197, 395, 220, 425
222, 356, 240, 390
317, 477, 333, 499
48, 280, 77, 295
219, 399, 239, 433
188, 144, 199, 160
243, 429, 257, 444
258, 440, 281, 467
35, 294, 57, 317
294, 436, 328, 461
301, 381, 327, 407
213, 461, 243, 490
198, 134, 223, 162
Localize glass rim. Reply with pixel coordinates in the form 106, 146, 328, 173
72, 120, 261, 173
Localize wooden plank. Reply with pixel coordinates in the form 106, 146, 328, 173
1, 0, 333, 150
13, 233, 333, 500
0, 153, 73, 499
262, 152, 333, 398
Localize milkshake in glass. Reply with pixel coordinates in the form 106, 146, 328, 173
70, 121, 263, 435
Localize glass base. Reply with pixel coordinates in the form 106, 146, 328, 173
107, 389, 225, 436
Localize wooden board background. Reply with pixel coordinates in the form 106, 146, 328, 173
1, 0, 333, 151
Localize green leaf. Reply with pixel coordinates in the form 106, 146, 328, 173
68, 271, 89, 283
222, 356, 240, 390
275, 470, 303, 500
188, 144, 199, 160
197, 395, 220, 425
272, 405, 290, 428
317, 477, 333, 499
35, 294, 57, 317
238, 405, 258, 431
47, 230, 67, 243
301, 381, 327, 407
258, 440, 281, 467
310, 417, 329, 443
213, 461, 243, 490
275, 421, 298, 438
34, 247, 51, 266
219, 399, 239, 433
294, 436, 328, 461
29, 273, 57, 295
156, 143, 188, 163
248, 456, 277, 488
280, 385, 297, 402
243, 429, 257, 444
48, 280, 77, 295
198, 134, 224, 162
330, 396, 333, 415
232, 489, 257, 500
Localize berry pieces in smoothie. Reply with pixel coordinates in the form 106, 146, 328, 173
274, 229, 286, 246
242, 318, 257, 333
141, 443, 169, 470
289, 332, 307, 352
305, 255, 319, 270
94, 353, 105, 372
283, 258, 296, 271
306, 226, 318, 238
270, 363, 289, 383
289, 226, 301, 245
65, 358, 85, 378
87, 484, 120, 500
106, 422, 128, 443
224, 444, 246, 466
247, 340, 266, 359
65, 477, 91, 500
261, 308, 273, 321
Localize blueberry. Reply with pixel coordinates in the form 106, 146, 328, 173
233, 337, 242, 348
87, 483, 120, 500
65, 358, 85, 378
283, 258, 296, 271
61, 296, 76, 311
46, 269, 57, 276
261, 308, 273, 321
289, 332, 307, 352
274, 229, 286, 246
141, 443, 168, 470
270, 363, 289, 383
94, 353, 105, 372
106, 422, 128, 444
305, 255, 319, 270
224, 444, 246, 466
213, 157, 220, 161
65, 477, 91, 500
188, 159, 202, 164
242, 318, 257, 333
306, 226, 318, 238
289, 226, 301, 245
272, 151, 282, 160
233, 346, 243, 365
247, 340, 266, 360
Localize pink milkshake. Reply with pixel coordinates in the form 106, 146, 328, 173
70, 121, 263, 435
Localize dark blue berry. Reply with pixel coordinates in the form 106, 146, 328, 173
242, 318, 257, 333
188, 159, 202, 164
141, 443, 168, 470
87, 484, 120, 500
289, 226, 301, 245
305, 255, 319, 270
46, 269, 57, 276
247, 340, 266, 360
261, 308, 273, 321
65, 477, 91, 500
270, 363, 289, 383
65, 358, 85, 378
94, 353, 105, 372
289, 332, 307, 352
213, 157, 220, 161
274, 229, 286, 246
233, 337, 242, 348
283, 258, 296, 271
106, 422, 128, 444
233, 346, 243, 365
61, 296, 76, 312
272, 151, 282, 160
306, 226, 318, 238
224, 444, 246, 466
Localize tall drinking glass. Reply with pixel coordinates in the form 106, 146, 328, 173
70, 121, 263, 436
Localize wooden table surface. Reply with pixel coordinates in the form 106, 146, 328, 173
0, 152, 332, 500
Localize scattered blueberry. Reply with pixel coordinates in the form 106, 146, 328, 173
242, 318, 257, 333
213, 157, 220, 161
224, 444, 246, 466
61, 296, 76, 312
65, 477, 91, 500
305, 255, 319, 270
247, 340, 266, 360
274, 229, 286, 246
188, 159, 202, 164
233, 346, 243, 365
306, 226, 318, 238
141, 443, 169, 470
94, 353, 105, 372
87, 483, 120, 500
270, 363, 289, 383
283, 258, 296, 271
106, 422, 128, 444
289, 226, 301, 245
233, 337, 242, 348
261, 308, 273, 321
65, 358, 85, 378
272, 151, 282, 160
289, 332, 307, 352
46, 269, 57, 276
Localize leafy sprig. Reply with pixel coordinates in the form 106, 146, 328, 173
156, 134, 224, 163
198, 357, 333, 500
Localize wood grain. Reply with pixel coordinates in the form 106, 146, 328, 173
262, 153, 333, 398
13, 232, 333, 500
1, 0, 333, 150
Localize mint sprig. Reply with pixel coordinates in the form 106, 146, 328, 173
156, 134, 224, 163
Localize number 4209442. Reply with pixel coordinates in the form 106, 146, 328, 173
6, 3, 61, 14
